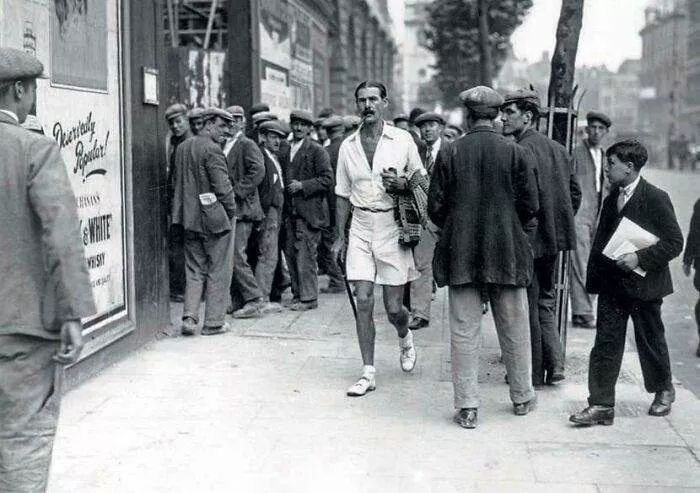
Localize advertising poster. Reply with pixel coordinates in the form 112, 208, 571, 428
259, 0, 292, 118
289, 1, 313, 113
50, 0, 109, 90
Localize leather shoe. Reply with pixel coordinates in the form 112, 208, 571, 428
288, 300, 318, 311
408, 316, 429, 330
513, 397, 537, 416
546, 371, 565, 385
454, 408, 478, 429
569, 405, 614, 426
649, 387, 675, 416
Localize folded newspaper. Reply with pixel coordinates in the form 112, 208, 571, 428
602, 217, 659, 277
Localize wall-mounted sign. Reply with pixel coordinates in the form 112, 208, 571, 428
143, 67, 159, 105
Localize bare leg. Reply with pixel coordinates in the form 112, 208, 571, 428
383, 284, 409, 338
354, 281, 376, 366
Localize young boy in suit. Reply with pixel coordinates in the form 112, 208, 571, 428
570, 139, 684, 426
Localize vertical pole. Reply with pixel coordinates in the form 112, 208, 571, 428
203, 0, 219, 50
166, 0, 178, 48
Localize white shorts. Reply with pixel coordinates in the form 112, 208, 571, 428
346, 209, 419, 286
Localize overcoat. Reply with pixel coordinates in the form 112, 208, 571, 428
171, 135, 237, 233
226, 134, 265, 221
573, 141, 609, 224
428, 125, 539, 288
281, 137, 333, 229
517, 128, 581, 257
0, 112, 95, 339
586, 178, 683, 301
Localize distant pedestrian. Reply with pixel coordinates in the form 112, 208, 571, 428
281, 110, 334, 311
0, 47, 96, 492
171, 108, 237, 336
570, 112, 612, 328
442, 124, 463, 143
188, 107, 206, 135
408, 107, 427, 155
428, 86, 539, 429
223, 105, 266, 318
392, 113, 410, 132
570, 139, 683, 426
333, 80, 424, 397
501, 88, 582, 387
682, 198, 700, 357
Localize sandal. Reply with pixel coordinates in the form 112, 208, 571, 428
346, 376, 376, 397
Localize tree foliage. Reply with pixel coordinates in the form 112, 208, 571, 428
424, 0, 533, 106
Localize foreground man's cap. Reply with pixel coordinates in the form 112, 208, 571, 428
202, 107, 234, 122
259, 120, 288, 137
289, 110, 314, 125
502, 88, 541, 108
250, 102, 270, 115
164, 103, 188, 121
414, 112, 446, 126
225, 105, 245, 117
0, 47, 47, 81
321, 115, 345, 130
586, 111, 612, 128
188, 107, 206, 120
459, 86, 505, 111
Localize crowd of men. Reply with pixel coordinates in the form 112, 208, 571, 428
2, 43, 699, 490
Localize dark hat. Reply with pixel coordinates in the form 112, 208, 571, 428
414, 112, 446, 126
250, 102, 270, 115
201, 107, 234, 122
393, 113, 409, 123
502, 88, 541, 107
586, 111, 612, 128
343, 115, 361, 130
188, 107, 206, 120
164, 103, 188, 121
409, 107, 426, 123
445, 124, 463, 135
458, 86, 505, 111
289, 110, 314, 125
259, 120, 287, 137
321, 115, 345, 130
0, 48, 47, 82
225, 105, 245, 117
252, 111, 278, 125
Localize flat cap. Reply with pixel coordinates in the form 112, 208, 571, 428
188, 107, 206, 120
225, 105, 245, 117
0, 48, 46, 82
165, 103, 188, 121
259, 120, 288, 137
459, 86, 504, 110
289, 110, 314, 125
502, 88, 541, 107
321, 115, 345, 130
392, 113, 409, 123
414, 112, 446, 126
250, 102, 270, 115
343, 115, 361, 130
252, 111, 278, 125
586, 111, 612, 128
201, 107, 234, 122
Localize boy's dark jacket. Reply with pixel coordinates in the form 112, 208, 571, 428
586, 178, 683, 300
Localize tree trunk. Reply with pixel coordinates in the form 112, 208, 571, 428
547, 0, 584, 146
477, 0, 492, 86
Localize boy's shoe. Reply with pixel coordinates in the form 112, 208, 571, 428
569, 405, 615, 426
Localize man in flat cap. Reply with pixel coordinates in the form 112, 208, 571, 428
280, 109, 333, 310
171, 108, 237, 336
222, 105, 266, 318
501, 88, 581, 388
0, 47, 96, 491
188, 107, 206, 135
317, 115, 347, 294
408, 111, 447, 330
393, 113, 410, 132
570, 111, 612, 329
164, 103, 194, 303
442, 124, 463, 143
251, 111, 278, 144
332, 80, 424, 397
428, 85, 539, 428
251, 120, 287, 314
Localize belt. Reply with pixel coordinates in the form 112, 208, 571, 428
355, 206, 394, 213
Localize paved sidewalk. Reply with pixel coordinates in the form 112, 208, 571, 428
49, 286, 700, 492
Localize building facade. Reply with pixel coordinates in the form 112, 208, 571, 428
681, 0, 700, 141
402, 0, 436, 112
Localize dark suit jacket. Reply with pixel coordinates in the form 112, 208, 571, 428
683, 198, 700, 267
428, 125, 539, 287
325, 136, 344, 224
586, 178, 683, 300
517, 128, 581, 257
282, 137, 333, 229
258, 144, 284, 212
171, 135, 236, 232
226, 134, 265, 221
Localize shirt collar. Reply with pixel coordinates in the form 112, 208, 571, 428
620, 175, 641, 197
348, 121, 396, 142
0, 109, 19, 123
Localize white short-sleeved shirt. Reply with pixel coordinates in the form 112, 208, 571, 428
335, 123, 425, 210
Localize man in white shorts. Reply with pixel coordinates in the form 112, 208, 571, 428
332, 80, 426, 396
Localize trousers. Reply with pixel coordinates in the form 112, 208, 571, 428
0, 335, 61, 493
230, 220, 264, 306
317, 223, 344, 288
168, 225, 186, 297
283, 217, 321, 302
183, 228, 235, 327
449, 284, 535, 409
527, 254, 564, 384
588, 292, 673, 407
571, 214, 597, 318
410, 222, 438, 320
254, 206, 282, 298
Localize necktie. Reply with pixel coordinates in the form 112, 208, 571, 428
425, 145, 434, 173
617, 189, 626, 213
